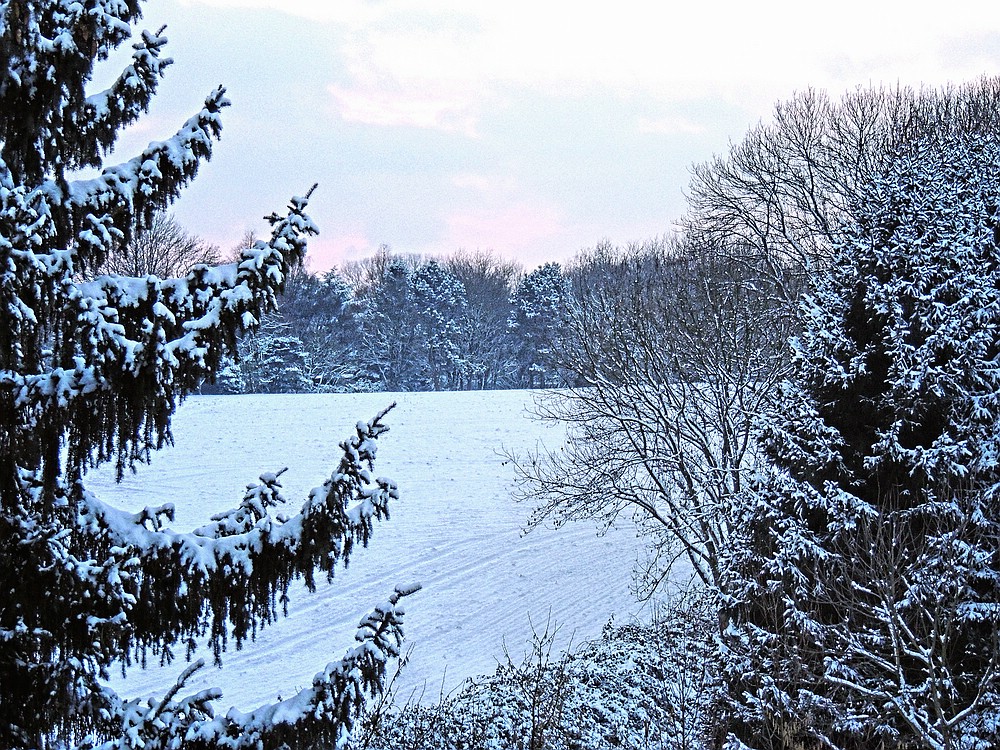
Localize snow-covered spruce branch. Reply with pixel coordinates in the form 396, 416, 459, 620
88, 584, 420, 750
76, 404, 399, 657
51, 84, 230, 255
67, 185, 318, 379
76, 26, 173, 168
3, 185, 317, 477
0, 1, 148, 185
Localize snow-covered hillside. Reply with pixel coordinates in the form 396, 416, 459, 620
88, 390, 650, 711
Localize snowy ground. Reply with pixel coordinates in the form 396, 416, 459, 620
89, 390, 653, 712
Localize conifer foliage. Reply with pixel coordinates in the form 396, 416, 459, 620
508, 263, 573, 389
721, 134, 1000, 749
0, 3, 413, 749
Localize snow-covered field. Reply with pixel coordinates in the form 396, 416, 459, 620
88, 390, 650, 712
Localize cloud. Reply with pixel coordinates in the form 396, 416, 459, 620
328, 79, 481, 136
187, 0, 999, 90
162, 0, 1000, 272
183, 0, 1000, 136
178, 0, 379, 24
451, 173, 517, 193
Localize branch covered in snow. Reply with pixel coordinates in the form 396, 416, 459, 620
77, 405, 399, 659
3, 183, 317, 482
87, 585, 420, 750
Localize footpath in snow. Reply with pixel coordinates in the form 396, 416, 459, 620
90, 390, 649, 710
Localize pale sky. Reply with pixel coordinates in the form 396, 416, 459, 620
102, 0, 1000, 271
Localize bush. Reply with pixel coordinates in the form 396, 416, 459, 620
356, 596, 719, 750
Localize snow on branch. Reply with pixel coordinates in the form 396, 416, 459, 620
86, 584, 419, 750
4, 184, 317, 479
76, 404, 400, 657
51, 85, 230, 260
77, 26, 173, 169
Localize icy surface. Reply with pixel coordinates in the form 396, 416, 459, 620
89, 390, 648, 710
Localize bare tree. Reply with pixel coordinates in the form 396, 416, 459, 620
95, 210, 220, 277
685, 77, 1000, 302
516, 79, 1000, 601
342, 245, 424, 298
512, 237, 792, 596
444, 249, 523, 390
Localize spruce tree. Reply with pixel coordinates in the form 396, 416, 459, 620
356, 257, 424, 391
410, 260, 468, 390
721, 134, 1000, 749
0, 3, 413, 748
508, 263, 572, 389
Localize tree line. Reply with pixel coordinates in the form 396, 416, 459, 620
210, 248, 575, 394
107, 222, 584, 394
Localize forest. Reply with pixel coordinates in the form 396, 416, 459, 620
5, 1, 1000, 749
213, 247, 575, 394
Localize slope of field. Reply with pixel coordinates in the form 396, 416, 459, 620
88, 390, 651, 711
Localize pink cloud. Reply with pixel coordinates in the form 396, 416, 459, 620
303, 231, 376, 273
443, 202, 566, 265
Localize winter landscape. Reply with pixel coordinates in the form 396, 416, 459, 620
8, 2, 1000, 750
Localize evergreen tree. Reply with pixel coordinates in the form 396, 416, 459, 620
0, 3, 413, 748
302, 270, 364, 389
410, 260, 468, 390
217, 267, 361, 393
218, 318, 312, 394
356, 257, 424, 391
508, 263, 573, 389
444, 250, 522, 390
720, 135, 1000, 749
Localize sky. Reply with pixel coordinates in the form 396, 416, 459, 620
99, 0, 1000, 272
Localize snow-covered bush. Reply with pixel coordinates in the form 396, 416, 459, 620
358, 597, 719, 750
0, 3, 413, 748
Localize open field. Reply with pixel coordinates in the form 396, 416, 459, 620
89, 390, 653, 711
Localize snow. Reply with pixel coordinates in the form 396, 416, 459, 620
89, 389, 648, 711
